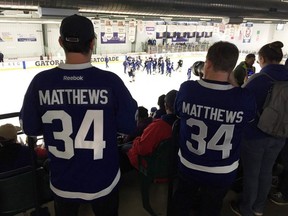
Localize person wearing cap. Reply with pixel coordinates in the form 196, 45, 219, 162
172, 41, 256, 216
20, 14, 138, 216
0, 123, 31, 172
126, 90, 178, 169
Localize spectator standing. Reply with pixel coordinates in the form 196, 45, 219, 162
19, 14, 137, 216
172, 41, 256, 216
233, 53, 256, 87
230, 41, 288, 216
0, 51, 4, 62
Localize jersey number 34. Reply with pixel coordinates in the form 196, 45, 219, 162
186, 118, 234, 159
42, 110, 106, 160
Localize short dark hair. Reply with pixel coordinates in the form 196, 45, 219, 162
157, 94, 166, 109
138, 106, 148, 119
206, 41, 239, 72
165, 90, 178, 113
258, 41, 283, 63
246, 53, 256, 59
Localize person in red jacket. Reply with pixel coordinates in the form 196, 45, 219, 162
127, 89, 178, 169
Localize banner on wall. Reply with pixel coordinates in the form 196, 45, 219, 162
145, 21, 156, 37
170, 25, 188, 42
172, 32, 188, 42
228, 25, 236, 40
243, 23, 253, 43
137, 20, 144, 33
1, 32, 13, 42
196, 25, 204, 38
129, 21, 136, 42
219, 23, 226, 33
17, 33, 37, 42
204, 25, 213, 38
156, 24, 166, 39
100, 32, 126, 44
100, 19, 126, 44
213, 23, 220, 34
187, 25, 196, 38
167, 24, 176, 37
146, 27, 155, 37
104, 19, 113, 42
117, 20, 126, 42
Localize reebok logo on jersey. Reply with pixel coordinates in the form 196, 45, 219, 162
63, 76, 84, 81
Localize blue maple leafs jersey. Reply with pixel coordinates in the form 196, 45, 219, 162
175, 79, 256, 186
20, 63, 137, 201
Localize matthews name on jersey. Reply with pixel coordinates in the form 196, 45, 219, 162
20, 63, 138, 201
175, 79, 256, 187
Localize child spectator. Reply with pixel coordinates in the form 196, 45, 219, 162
0, 123, 31, 172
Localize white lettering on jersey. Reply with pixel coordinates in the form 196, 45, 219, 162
182, 102, 243, 124
39, 89, 109, 105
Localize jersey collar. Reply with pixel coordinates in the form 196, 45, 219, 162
198, 79, 234, 90
58, 62, 93, 70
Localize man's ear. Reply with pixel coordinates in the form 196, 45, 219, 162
204, 59, 212, 70
90, 38, 95, 50
58, 37, 63, 48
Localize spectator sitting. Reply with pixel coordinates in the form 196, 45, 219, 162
150, 107, 157, 117
153, 94, 166, 119
0, 123, 32, 172
122, 106, 153, 144
127, 90, 178, 169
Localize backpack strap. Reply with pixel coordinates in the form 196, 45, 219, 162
257, 73, 276, 117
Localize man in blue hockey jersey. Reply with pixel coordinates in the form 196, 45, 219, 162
172, 41, 256, 216
19, 14, 137, 216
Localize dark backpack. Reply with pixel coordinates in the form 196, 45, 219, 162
257, 73, 288, 138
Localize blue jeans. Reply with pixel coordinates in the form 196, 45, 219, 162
172, 174, 230, 216
240, 136, 285, 216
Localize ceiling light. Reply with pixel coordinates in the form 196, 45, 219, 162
0, 4, 38, 10
200, 18, 211, 21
